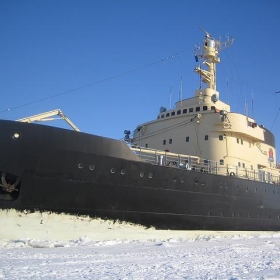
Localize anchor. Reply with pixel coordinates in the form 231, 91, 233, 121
0, 172, 20, 193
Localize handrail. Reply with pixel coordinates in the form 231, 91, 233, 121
130, 146, 280, 185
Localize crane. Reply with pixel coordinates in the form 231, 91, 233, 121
17, 109, 80, 132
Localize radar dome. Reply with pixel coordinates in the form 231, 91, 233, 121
211, 94, 219, 103
160, 106, 167, 113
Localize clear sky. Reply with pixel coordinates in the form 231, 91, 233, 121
1, 0, 280, 160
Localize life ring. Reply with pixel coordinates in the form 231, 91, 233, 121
230, 172, 235, 177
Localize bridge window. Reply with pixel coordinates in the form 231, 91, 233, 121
169, 139, 173, 144
186, 136, 190, 142
177, 110, 181, 115
189, 108, 193, 113
166, 113, 170, 117
171, 111, 175, 116
183, 109, 187, 114
203, 106, 208, 111
163, 140, 166, 145
205, 135, 208, 140
196, 107, 200, 112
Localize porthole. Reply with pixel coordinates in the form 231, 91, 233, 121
148, 173, 153, 179
13, 133, 20, 139
78, 163, 84, 169
89, 165, 95, 171
173, 177, 177, 182
111, 168, 116, 174
194, 178, 198, 185
201, 180, 205, 186
140, 172, 144, 177
121, 169, 126, 175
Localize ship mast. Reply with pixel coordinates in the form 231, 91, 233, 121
194, 28, 234, 101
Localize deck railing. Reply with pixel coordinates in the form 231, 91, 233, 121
130, 146, 280, 185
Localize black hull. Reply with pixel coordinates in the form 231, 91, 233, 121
1, 120, 280, 230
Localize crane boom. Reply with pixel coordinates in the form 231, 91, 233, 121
16, 109, 81, 132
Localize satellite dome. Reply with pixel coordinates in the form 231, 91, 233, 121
211, 94, 219, 103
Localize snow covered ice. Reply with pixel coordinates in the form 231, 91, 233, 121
1, 210, 280, 279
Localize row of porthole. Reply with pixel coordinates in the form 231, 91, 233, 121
77, 163, 154, 179
77, 164, 279, 194
209, 212, 280, 219
110, 168, 154, 179
77, 163, 194, 183
220, 183, 279, 194
78, 163, 95, 170
235, 185, 279, 195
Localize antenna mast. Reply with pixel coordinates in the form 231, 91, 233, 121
194, 28, 234, 92
251, 90, 254, 119
180, 77, 183, 107
170, 85, 173, 109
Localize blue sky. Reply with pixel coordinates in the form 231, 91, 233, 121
1, 0, 280, 160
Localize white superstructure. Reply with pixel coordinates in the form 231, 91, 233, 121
131, 30, 279, 181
